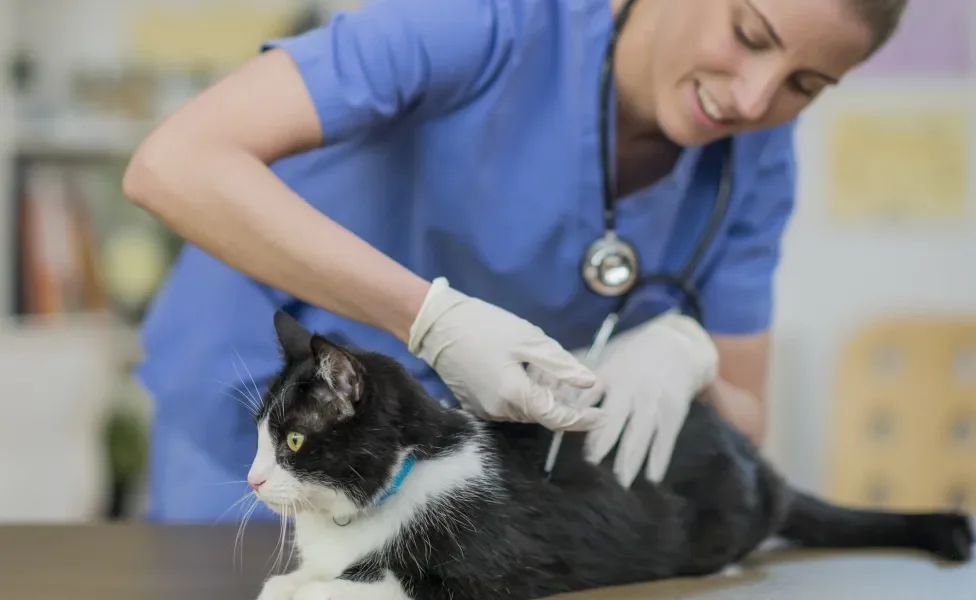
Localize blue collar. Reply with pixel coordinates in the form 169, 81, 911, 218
374, 455, 416, 506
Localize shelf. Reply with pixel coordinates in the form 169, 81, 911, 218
14, 115, 158, 160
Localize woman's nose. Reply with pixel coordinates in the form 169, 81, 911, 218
731, 74, 779, 123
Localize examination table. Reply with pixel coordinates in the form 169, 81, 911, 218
0, 522, 972, 599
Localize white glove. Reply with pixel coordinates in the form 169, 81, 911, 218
579, 311, 719, 487
408, 277, 606, 431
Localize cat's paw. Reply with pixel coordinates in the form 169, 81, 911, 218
918, 512, 974, 562
292, 577, 405, 600
256, 573, 311, 600
292, 580, 356, 600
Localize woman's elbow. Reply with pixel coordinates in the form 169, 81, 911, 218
122, 130, 179, 212
123, 50, 322, 211
122, 121, 215, 219
122, 151, 154, 211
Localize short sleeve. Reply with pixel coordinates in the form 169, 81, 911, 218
697, 121, 798, 335
262, 0, 513, 143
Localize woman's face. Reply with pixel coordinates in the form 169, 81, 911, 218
615, 0, 876, 146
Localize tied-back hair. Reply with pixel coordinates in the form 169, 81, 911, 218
849, 0, 909, 55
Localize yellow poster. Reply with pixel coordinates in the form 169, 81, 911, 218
130, 4, 300, 71
829, 108, 970, 220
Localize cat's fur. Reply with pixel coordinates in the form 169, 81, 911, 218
247, 310, 973, 600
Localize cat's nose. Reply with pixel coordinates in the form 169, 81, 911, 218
248, 474, 267, 491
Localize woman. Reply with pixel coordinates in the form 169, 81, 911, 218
123, 0, 905, 522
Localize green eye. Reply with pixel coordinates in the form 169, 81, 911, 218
286, 432, 305, 452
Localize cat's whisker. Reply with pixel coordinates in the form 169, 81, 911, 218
219, 388, 256, 414
211, 378, 259, 414
269, 502, 293, 577
214, 383, 257, 413
275, 393, 285, 422
284, 536, 298, 574
347, 465, 366, 484
281, 505, 292, 575
232, 346, 265, 408
294, 492, 315, 514
233, 495, 260, 573
269, 382, 297, 422
267, 502, 285, 575
283, 501, 300, 573
210, 491, 253, 529
230, 355, 262, 411
275, 383, 299, 420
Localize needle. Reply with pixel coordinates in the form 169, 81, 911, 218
542, 312, 619, 478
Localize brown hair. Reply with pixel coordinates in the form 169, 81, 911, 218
848, 0, 908, 55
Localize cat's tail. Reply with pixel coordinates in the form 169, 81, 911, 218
777, 490, 974, 562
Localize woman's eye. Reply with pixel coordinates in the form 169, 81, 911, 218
793, 84, 813, 96
790, 79, 817, 97
734, 26, 763, 50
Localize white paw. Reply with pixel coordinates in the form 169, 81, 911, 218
256, 573, 306, 600
292, 579, 366, 600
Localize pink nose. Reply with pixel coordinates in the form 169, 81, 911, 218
248, 475, 266, 491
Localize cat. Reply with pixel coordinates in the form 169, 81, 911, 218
245, 310, 973, 600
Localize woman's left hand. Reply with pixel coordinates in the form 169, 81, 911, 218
528, 311, 718, 488
581, 312, 718, 487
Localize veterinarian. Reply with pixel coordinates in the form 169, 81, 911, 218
122, 0, 905, 522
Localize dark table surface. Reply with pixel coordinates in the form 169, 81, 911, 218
0, 523, 973, 600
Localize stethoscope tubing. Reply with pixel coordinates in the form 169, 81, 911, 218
544, 0, 734, 477
598, 0, 641, 232
593, 0, 731, 309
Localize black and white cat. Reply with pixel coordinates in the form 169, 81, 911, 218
246, 310, 973, 600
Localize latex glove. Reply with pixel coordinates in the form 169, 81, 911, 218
408, 277, 605, 431
535, 312, 717, 487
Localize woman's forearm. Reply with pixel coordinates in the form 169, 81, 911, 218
122, 138, 430, 344
701, 377, 767, 446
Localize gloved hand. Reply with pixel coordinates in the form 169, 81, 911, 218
525, 311, 718, 487
408, 277, 606, 431
580, 311, 719, 487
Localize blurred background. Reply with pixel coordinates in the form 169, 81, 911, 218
0, 0, 972, 524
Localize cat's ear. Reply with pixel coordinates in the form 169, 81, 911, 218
310, 334, 365, 404
274, 310, 312, 361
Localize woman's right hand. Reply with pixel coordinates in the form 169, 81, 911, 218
408, 278, 606, 432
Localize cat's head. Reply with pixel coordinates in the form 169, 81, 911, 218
246, 310, 414, 520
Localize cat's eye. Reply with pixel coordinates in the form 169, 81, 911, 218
286, 432, 305, 452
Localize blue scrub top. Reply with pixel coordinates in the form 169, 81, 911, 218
137, 0, 797, 522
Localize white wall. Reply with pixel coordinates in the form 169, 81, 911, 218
0, 316, 131, 521
766, 78, 976, 492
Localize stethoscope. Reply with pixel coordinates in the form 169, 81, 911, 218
544, 0, 734, 477
581, 0, 733, 319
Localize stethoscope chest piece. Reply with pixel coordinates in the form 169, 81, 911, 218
582, 232, 640, 297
